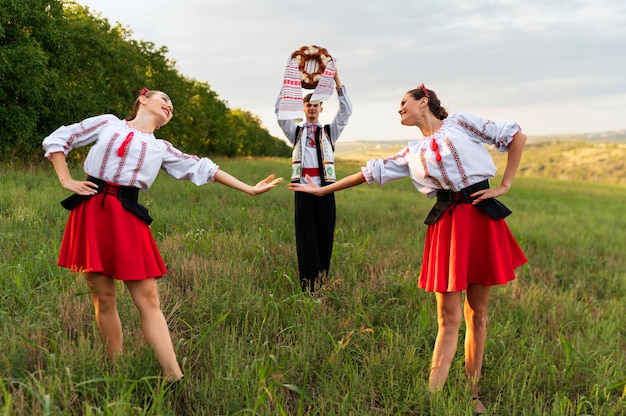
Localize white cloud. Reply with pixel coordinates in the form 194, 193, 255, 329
78, 0, 626, 140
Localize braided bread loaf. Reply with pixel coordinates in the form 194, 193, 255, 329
291, 45, 332, 89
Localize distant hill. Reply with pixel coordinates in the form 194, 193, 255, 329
334, 131, 626, 185
527, 129, 626, 144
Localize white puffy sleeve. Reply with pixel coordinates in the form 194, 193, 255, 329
42, 114, 119, 158
158, 140, 221, 186
454, 112, 521, 152
361, 146, 412, 186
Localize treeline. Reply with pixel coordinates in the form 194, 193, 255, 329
0, 0, 291, 161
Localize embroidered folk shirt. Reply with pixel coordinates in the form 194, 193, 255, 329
275, 85, 353, 185
42, 114, 220, 190
360, 112, 521, 198
290, 123, 336, 183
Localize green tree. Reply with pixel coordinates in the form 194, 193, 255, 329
228, 109, 291, 157
0, 0, 59, 158
0, 0, 290, 161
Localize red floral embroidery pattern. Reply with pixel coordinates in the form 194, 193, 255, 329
383, 147, 410, 162
65, 119, 110, 150
457, 119, 512, 149
164, 141, 200, 161
458, 119, 498, 142
99, 133, 118, 178
113, 137, 128, 182
420, 147, 444, 189
437, 155, 452, 189
445, 137, 469, 188
130, 141, 147, 187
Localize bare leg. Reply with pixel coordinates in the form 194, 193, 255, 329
124, 279, 183, 381
429, 291, 463, 392
464, 284, 492, 413
85, 273, 123, 359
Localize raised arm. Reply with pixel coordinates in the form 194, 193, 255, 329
214, 170, 283, 196
328, 67, 353, 143
334, 68, 342, 88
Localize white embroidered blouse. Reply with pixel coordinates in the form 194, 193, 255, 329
361, 112, 521, 198
42, 114, 220, 190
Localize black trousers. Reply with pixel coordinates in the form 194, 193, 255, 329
294, 191, 336, 291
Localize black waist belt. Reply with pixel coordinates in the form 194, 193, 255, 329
423, 179, 512, 225
60, 176, 153, 224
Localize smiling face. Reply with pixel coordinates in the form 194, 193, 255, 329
397, 93, 427, 127
304, 100, 323, 123
143, 91, 174, 126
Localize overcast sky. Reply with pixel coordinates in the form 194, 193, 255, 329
77, 0, 626, 143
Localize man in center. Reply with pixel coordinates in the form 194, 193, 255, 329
275, 69, 353, 292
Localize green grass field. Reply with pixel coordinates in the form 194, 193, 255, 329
0, 151, 625, 415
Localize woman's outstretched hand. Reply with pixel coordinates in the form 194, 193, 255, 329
253, 174, 283, 195
287, 174, 323, 195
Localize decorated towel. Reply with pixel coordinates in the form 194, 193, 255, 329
277, 45, 338, 121
309, 57, 336, 104
277, 57, 304, 122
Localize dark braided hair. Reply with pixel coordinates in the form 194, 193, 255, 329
127, 89, 160, 121
407, 86, 448, 120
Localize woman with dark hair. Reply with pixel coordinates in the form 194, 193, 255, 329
43, 88, 282, 382
288, 84, 527, 414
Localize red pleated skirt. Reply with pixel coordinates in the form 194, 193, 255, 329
419, 202, 527, 293
58, 193, 167, 280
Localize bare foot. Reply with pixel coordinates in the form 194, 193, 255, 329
473, 396, 486, 414
165, 374, 185, 383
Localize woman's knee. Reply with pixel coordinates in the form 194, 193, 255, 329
439, 310, 463, 330
125, 280, 161, 311
464, 285, 491, 324
437, 304, 463, 329
140, 292, 161, 311
436, 292, 463, 329
465, 306, 488, 328
86, 275, 117, 311
464, 300, 489, 330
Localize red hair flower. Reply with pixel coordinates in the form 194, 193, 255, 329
418, 83, 429, 100
139, 87, 149, 96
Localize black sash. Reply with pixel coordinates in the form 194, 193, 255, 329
60, 176, 153, 224
424, 180, 512, 225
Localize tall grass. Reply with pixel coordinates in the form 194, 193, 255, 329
0, 157, 625, 415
